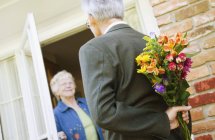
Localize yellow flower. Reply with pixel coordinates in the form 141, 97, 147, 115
136, 55, 142, 65
142, 54, 150, 62
137, 65, 147, 73
136, 54, 150, 65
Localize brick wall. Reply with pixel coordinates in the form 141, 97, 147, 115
150, 0, 215, 139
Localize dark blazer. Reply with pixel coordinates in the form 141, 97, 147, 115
79, 24, 188, 140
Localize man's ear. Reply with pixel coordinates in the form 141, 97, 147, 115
89, 15, 97, 26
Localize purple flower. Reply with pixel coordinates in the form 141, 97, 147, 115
154, 83, 166, 94
149, 32, 156, 39
181, 58, 192, 79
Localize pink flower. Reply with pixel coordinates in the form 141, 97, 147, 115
177, 63, 184, 71
179, 53, 186, 61
176, 53, 186, 63
165, 54, 174, 62
168, 62, 176, 71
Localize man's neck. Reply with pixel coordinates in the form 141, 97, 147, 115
100, 18, 123, 35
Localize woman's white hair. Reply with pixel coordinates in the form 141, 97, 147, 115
50, 70, 75, 96
82, 0, 124, 21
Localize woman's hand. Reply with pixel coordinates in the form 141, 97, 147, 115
57, 131, 67, 140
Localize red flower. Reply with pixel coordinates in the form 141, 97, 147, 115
168, 62, 176, 71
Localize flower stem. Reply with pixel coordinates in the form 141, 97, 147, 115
177, 113, 191, 140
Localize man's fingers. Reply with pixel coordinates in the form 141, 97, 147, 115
174, 106, 192, 112
182, 111, 188, 117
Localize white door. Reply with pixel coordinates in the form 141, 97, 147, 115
0, 116, 2, 140
15, 13, 58, 140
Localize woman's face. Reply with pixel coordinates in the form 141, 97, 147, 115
57, 77, 76, 98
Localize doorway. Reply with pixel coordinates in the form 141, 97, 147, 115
42, 29, 94, 107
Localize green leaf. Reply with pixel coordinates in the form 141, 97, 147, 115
179, 91, 190, 105
143, 36, 151, 42
154, 76, 162, 83
183, 32, 187, 38
166, 89, 176, 95
181, 80, 190, 91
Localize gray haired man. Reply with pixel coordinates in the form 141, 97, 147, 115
79, 0, 192, 140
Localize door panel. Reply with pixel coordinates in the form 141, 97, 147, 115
15, 13, 58, 140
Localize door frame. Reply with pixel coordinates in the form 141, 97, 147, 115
40, 0, 159, 46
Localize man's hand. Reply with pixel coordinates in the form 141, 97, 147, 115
165, 106, 192, 129
57, 131, 67, 140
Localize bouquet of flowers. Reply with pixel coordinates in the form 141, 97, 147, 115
136, 32, 192, 140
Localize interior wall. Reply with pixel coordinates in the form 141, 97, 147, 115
42, 29, 94, 103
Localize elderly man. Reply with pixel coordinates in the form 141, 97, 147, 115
79, 0, 192, 140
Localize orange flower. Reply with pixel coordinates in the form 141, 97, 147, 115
175, 37, 181, 44
181, 39, 188, 46
158, 68, 165, 74
170, 50, 178, 57
175, 32, 182, 39
175, 32, 182, 44
168, 39, 175, 47
163, 39, 175, 52
153, 68, 159, 75
147, 66, 154, 73
158, 35, 168, 44
163, 44, 173, 52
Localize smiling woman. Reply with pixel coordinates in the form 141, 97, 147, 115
50, 70, 104, 140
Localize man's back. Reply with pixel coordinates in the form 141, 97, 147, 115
88, 24, 167, 109
79, 24, 186, 140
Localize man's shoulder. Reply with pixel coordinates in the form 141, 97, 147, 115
80, 28, 145, 53
80, 37, 105, 52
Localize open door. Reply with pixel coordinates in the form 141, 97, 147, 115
0, 115, 3, 140
15, 13, 58, 140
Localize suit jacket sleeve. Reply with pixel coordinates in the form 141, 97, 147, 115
79, 44, 170, 138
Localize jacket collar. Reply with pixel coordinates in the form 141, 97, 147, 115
104, 21, 127, 34
57, 98, 84, 112
106, 23, 131, 34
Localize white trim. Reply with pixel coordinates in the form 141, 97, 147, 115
15, 50, 38, 140
15, 13, 58, 140
0, 116, 3, 140
25, 13, 58, 140
135, 0, 160, 35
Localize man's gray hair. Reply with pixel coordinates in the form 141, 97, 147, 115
82, 0, 124, 21
50, 70, 75, 95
